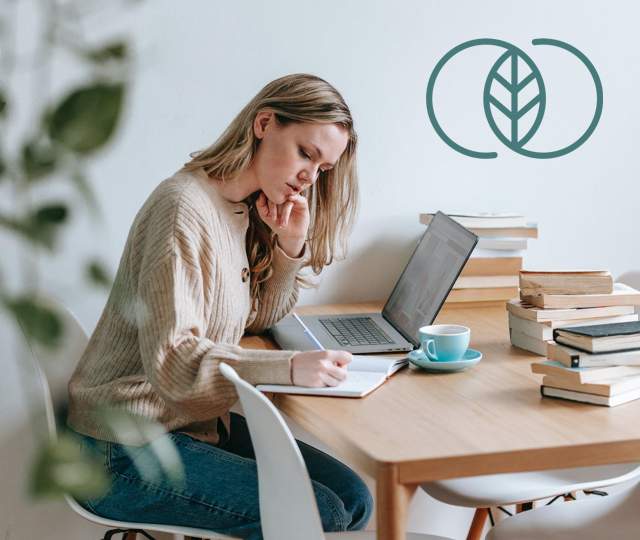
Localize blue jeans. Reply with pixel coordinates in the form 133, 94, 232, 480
76, 413, 373, 539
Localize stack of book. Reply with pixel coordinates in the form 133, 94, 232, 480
508, 271, 640, 355
530, 321, 640, 406
419, 212, 537, 303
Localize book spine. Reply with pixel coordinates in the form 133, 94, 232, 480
521, 293, 640, 310
547, 342, 581, 367
519, 275, 613, 296
446, 287, 518, 303
453, 276, 519, 289
461, 257, 523, 277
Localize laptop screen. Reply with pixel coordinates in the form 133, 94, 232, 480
382, 212, 478, 347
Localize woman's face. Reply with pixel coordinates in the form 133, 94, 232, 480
251, 112, 349, 204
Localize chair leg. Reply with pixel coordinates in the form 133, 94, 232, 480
466, 507, 489, 540
123, 533, 137, 540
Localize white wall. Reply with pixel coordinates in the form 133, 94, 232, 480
2, 1, 639, 538
50, 0, 640, 326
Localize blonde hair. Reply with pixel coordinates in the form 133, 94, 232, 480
184, 74, 358, 307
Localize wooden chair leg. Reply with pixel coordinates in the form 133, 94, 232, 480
123, 533, 137, 540
466, 507, 489, 540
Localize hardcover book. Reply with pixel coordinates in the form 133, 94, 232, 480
508, 313, 639, 342
553, 322, 640, 354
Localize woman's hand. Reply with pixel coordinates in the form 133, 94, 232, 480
290, 350, 352, 387
256, 192, 309, 258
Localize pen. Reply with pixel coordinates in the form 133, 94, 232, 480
292, 312, 325, 351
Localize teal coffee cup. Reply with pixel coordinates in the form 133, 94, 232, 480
416, 324, 470, 362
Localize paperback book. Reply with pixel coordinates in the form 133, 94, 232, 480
547, 341, 640, 368
531, 360, 640, 383
521, 283, 640, 309
506, 299, 635, 323
519, 270, 613, 296
540, 385, 640, 407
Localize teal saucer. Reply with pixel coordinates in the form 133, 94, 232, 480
408, 348, 482, 372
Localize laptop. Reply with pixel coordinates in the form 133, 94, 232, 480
270, 211, 478, 354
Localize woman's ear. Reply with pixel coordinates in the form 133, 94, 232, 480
253, 110, 274, 140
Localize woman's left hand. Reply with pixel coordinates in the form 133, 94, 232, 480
256, 192, 309, 258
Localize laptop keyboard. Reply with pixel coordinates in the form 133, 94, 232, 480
319, 317, 394, 347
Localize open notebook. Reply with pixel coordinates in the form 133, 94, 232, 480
257, 355, 408, 398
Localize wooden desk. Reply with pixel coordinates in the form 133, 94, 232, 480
241, 302, 640, 539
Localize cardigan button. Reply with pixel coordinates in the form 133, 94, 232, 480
241, 267, 250, 283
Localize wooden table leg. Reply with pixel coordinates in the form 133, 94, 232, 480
376, 463, 417, 540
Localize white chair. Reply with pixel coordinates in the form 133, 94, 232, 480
23, 295, 228, 540
616, 272, 640, 291
218, 362, 452, 540
485, 480, 640, 539
421, 463, 640, 539
27, 297, 450, 539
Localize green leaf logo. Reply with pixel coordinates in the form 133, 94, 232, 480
425, 38, 603, 159
483, 49, 546, 151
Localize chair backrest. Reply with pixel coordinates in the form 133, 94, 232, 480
617, 272, 640, 291
219, 363, 325, 540
17, 295, 89, 439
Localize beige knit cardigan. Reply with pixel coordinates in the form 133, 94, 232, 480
68, 168, 303, 445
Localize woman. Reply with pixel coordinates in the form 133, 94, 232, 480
67, 74, 373, 539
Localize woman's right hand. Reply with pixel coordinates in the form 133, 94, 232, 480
290, 350, 352, 387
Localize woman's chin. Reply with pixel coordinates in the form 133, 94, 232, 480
262, 185, 290, 204
270, 189, 289, 204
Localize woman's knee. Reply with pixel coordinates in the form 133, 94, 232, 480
343, 476, 373, 531
313, 477, 373, 532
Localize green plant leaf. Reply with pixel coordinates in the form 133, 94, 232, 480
33, 203, 68, 226
27, 203, 69, 248
0, 203, 69, 250
0, 87, 7, 118
86, 41, 128, 63
30, 434, 110, 500
0, 213, 29, 238
4, 294, 63, 348
86, 259, 112, 288
70, 169, 100, 215
48, 83, 125, 155
98, 408, 185, 487
0, 213, 54, 249
21, 138, 58, 181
